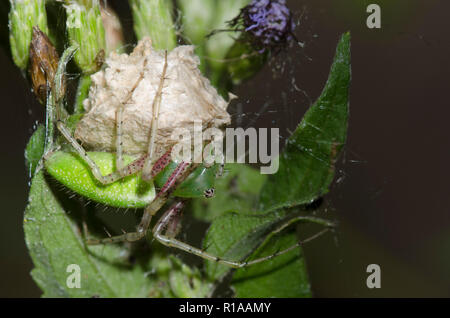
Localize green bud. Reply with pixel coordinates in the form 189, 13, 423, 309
130, 0, 176, 51
205, 0, 251, 72
176, 0, 215, 46
177, 0, 251, 89
8, 0, 49, 70
176, 0, 216, 73
65, 0, 105, 73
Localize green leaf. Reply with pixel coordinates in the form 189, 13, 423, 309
203, 210, 286, 280
202, 33, 350, 297
25, 124, 45, 177
232, 233, 310, 298
259, 32, 351, 210
202, 209, 314, 297
45, 151, 155, 209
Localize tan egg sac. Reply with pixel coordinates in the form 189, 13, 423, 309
75, 37, 231, 158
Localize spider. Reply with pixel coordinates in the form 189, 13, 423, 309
44, 38, 332, 269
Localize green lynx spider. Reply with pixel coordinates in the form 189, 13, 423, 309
46, 45, 333, 269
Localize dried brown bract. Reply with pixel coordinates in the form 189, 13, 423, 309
29, 26, 61, 104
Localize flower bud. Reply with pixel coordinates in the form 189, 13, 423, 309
130, 0, 176, 51
177, 0, 215, 46
178, 0, 250, 87
65, 0, 105, 73
231, 0, 295, 52
205, 0, 251, 66
210, 0, 296, 86
8, 0, 49, 70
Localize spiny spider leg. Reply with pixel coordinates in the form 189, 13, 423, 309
142, 51, 169, 181
150, 149, 172, 178
115, 58, 148, 173
155, 162, 189, 197
43, 46, 77, 158
115, 103, 126, 172
153, 210, 334, 268
165, 202, 184, 239
86, 202, 154, 244
154, 201, 186, 239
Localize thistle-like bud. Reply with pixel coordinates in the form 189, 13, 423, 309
130, 0, 176, 51
211, 0, 296, 86
230, 0, 295, 52
8, 0, 49, 70
29, 26, 61, 104
65, 0, 105, 73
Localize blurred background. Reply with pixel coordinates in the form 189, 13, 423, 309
0, 0, 449, 297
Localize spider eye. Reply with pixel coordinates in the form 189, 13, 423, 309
204, 188, 215, 199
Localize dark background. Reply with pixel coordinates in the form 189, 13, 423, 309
1, 0, 449, 297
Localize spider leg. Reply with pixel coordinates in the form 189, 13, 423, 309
115, 58, 148, 173
142, 50, 169, 182
237, 216, 334, 267
43, 46, 76, 158
149, 149, 172, 178
165, 202, 184, 239
153, 201, 186, 238
153, 211, 334, 268
86, 203, 154, 244
115, 103, 126, 173
86, 160, 197, 245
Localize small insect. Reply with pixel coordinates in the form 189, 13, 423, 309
45, 38, 330, 268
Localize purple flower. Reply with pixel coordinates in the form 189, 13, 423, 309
230, 0, 296, 51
